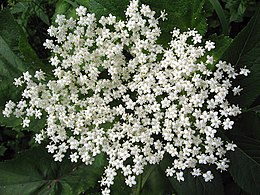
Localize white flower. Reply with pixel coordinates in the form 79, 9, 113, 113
240, 67, 250, 76
205, 41, 215, 51
34, 70, 45, 80
223, 118, 234, 130
176, 171, 184, 181
76, 6, 87, 17
22, 117, 30, 128
233, 86, 243, 95
14, 77, 24, 86
70, 152, 79, 162
203, 171, 214, 182
125, 175, 136, 187
226, 142, 237, 151
191, 168, 201, 177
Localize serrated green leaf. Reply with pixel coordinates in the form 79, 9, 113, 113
222, 5, 260, 108
0, 146, 105, 195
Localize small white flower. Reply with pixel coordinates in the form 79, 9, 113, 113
203, 171, 214, 182
205, 40, 215, 51
206, 55, 214, 64
34, 70, 45, 80
22, 117, 30, 128
226, 142, 237, 151
233, 86, 243, 95
176, 171, 184, 181
240, 67, 250, 76
191, 168, 201, 177
70, 152, 79, 162
223, 118, 234, 130
23, 71, 32, 81
76, 6, 87, 16
125, 175, 136, 187
14, 77, 24, 86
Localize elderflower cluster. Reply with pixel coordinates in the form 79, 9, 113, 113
3, 0, 249, 194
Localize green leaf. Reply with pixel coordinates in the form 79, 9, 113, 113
222, 111, 260, 195
0, 146, 105, 195
0, 9, 28, 129
221, 5, 260, 108
226, 141, 260, 195
54, 0, 72, 15
160, 155, 224, 195
224, 0, 256, 22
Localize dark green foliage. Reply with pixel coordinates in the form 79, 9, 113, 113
0, 146, 106, 195
223, 0, 257, 22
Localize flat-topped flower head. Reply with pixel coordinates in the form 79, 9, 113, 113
3, 0, 249, 194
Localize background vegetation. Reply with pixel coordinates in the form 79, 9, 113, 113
0, 0, 259, 194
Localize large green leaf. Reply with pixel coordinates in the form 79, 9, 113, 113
160, 155, 224, 195
226, 139, 260, 195
222, 5, 260, 108
0, 146, 106, 195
